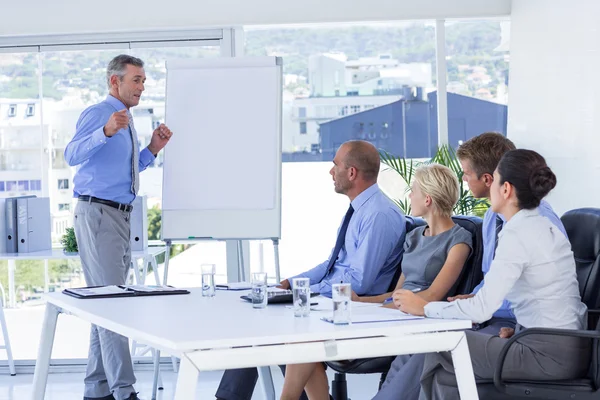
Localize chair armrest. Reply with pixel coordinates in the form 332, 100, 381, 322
493, 327, 600, 394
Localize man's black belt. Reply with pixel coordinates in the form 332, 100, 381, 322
78, 195, 133, 212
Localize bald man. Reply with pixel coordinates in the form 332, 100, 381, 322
216, 140, 407, 400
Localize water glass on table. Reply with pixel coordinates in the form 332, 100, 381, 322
201, 264, 216, 297
332, 283, 352, 325
292, 277, 311, 317
251, 272, 268, 309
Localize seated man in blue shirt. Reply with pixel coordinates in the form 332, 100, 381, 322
372, 132, 568, 400
215, 140, 406, 400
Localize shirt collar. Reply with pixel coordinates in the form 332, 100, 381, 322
350, 183, 379, 211
105, 95, 127, 112
502, 208, 539, 230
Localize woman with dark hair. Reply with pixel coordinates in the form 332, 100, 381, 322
394, 149, 590, 400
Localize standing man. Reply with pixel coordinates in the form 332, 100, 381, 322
65, 54, 173, 400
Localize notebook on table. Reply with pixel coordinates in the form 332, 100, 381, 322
63, 285, 190, 299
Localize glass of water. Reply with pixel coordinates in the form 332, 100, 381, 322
251, 272, 268, 309
332, 283, 352, 324
292, 278, 311, 317
201, 264, 216, 297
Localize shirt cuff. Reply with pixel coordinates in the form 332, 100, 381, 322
92, 126, 108, 146
424, 301, 451, 318
139, 147, 156, 167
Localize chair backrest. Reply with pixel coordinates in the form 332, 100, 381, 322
386, 216, 427, 292
386, 215, 483, 295
561, 208, 600, 310
561, 208, 600, 389
447, 215, 484, 297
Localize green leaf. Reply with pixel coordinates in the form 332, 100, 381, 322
380, 145, 490, 217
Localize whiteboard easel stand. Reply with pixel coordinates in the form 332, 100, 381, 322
152, 237, 280, 399
273, 239, 281, 284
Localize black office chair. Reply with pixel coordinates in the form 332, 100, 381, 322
328, 215, 483, 400
476, 208, 600, 400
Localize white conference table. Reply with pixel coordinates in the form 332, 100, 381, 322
31, 289, 478, 400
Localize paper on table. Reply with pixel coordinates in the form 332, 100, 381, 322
68, 286, 127, 296
122, 285, 182, 292
321, 305, 425, 324
216, 282, 280, 290
216, 282, 253, 290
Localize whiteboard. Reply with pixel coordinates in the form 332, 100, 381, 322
161, 57, 282, 240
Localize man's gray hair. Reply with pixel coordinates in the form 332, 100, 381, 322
106, 54, 144, 89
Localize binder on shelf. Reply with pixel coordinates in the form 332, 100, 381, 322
4, 195, 36, 253
17, 197, 52, 253
0, 199, 6, 253
63, 285, 190, 299
130, 195, 148, 251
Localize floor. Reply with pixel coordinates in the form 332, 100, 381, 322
0, 367, 381, 400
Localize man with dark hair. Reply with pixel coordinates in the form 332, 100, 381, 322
65, 54, 173, 400
216, 140, 406, 400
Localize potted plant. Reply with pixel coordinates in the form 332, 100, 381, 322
379, 144, 489, 217
61, 227, 78, 255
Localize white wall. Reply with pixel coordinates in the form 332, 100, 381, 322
508, 0, 600, 214
1, 0, 510, 38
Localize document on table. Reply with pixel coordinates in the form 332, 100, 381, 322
121, 285, 184, 292
321, 305, 425, 324
216, 282, 280, 290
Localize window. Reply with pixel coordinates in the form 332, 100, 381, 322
29, 180, 42, 191
1, 40, 225, 366
17, 180, 29, 191
298, 107, 306, 118
6, 181, 17, 191
299, 122, 307, 134
58, 179, 69, 190
444, 20, 509, 147
245, 21, 435, 281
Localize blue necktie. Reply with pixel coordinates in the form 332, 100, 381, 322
493, 215, 503, 258
323, 204, 355, 279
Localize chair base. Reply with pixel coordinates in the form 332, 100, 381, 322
331, 372, 349, 400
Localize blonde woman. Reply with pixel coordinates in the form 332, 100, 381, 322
280, 164, 473, 400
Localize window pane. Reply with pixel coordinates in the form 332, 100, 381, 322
0, 52, 44, 199
443, 19, 509, 148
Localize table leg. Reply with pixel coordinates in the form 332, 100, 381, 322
173, 355, 199, 400
151, 256, 161, 286
451, 331, 478, 400
152, 349, 161, 400
31, 303, 60, 400
258, 366, 276, 400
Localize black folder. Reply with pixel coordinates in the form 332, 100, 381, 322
63, 285, 190, 299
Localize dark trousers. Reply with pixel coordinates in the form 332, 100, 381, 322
216, 366, 309, 400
